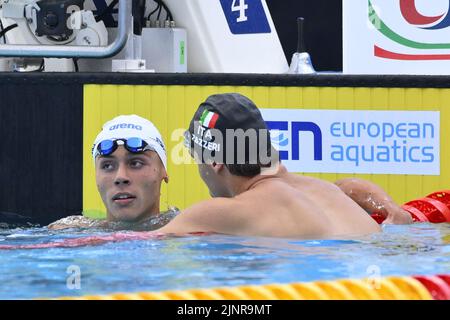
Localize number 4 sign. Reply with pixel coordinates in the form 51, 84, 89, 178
232, 0, 248, 22
220, 0, 271, 34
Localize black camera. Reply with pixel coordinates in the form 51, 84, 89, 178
34, 0, 85, 38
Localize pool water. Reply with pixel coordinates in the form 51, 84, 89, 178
0, 223, 449, 299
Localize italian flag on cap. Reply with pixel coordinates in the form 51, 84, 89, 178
200, 110, 219, 128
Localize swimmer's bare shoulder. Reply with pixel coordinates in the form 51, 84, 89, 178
157, 198, 248, 235
48, 208, 180, 231
47, 216, 108, 230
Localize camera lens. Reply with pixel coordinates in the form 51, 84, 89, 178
44, 12, 59, 29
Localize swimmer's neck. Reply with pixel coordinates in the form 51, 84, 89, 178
229, 164, 288, 196
106, 206, 161, 223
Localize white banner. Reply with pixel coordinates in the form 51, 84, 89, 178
261, 109, 440, 175
343, 0, 450, 74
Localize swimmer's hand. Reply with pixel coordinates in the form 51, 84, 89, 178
47, 216, 106, 230
378, 206, 414, 225
335, 178, 413, 225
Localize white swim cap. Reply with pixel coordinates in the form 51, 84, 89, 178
92, 115, 167, 171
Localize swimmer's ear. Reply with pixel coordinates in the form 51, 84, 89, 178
211, 162, 224, 174
162, 168, 169, 183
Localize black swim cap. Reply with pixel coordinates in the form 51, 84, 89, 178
186, 93, 275, 166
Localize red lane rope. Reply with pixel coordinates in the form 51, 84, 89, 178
0, 231, 165, 250
0, 231, 214, 250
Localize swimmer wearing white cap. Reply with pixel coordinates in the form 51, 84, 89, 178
49, 115, 175, 230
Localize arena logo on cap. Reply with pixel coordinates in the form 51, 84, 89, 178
109, 123, 143, 131
260, 109, 440, 175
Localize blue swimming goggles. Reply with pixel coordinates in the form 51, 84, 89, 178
94, 137, 154, 158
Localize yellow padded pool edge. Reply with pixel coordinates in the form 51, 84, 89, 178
57, 275, 450, 300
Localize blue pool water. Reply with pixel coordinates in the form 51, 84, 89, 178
0, 223, 449, 299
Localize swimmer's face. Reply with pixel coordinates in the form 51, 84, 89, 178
95, 146, 167, 222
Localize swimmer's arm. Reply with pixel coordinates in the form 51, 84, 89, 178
156, 199, 245, 235
335, 178, 413, 225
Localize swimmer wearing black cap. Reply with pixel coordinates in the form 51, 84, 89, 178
158, 93, 411, 238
